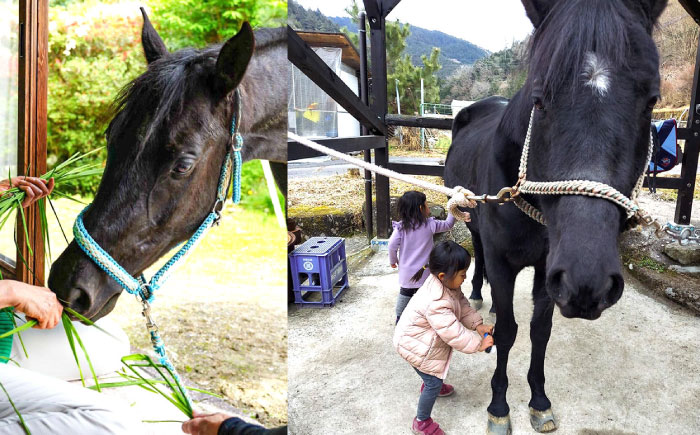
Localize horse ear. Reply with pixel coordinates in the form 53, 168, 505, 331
140, 7, 168, 64
216, 22, 255, 95
521, 0, 558, 28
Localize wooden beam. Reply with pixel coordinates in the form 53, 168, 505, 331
643, 176, 686, 190
388, 163, 445, 177
679, 0, 700, 25
385, 114, 453, 130
287, 26, 386, 135
287, 136, 385, 161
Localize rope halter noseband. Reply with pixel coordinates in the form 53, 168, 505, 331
511, 107, 654, 227
72, 89, 245, 406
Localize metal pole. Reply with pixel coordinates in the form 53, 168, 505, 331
359, 11, 373, 242
420, 78, 425, 151
395, 79, 402, 145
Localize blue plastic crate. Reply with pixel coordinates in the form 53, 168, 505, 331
289, 237, 349, 307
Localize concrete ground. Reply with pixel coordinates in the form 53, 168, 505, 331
288, 250, 700, 435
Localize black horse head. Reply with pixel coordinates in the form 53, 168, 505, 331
49, 10, 286, 320
519, 0, 666, 318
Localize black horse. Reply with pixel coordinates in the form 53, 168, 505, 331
48, 10, 287, 320
444, 0, 667, 432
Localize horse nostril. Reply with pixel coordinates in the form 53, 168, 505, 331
547, 269, 572, 305
66, 287, 92, 314
604, 274, 624, 305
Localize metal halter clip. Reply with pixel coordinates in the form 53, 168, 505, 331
473, 187, 519, 204
213, 198, 225, 225
141, 300, 158, 333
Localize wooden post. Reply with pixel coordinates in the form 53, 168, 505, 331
675, 32, 700, 225
17, 0, 48, 285
359, 12, 374, 242
365, 0, 391, 238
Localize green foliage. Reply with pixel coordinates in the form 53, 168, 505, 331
239, 161, 284, 214
47, 0, 285, 213
441, 39, 528, 102
147, 0, 286, 50
288, 0, 341, 32
48, 2, 146, 194
342, 1, 442, 115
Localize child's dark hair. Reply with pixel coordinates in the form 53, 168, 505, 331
410, 241, 471, 283
398, 191, 428, 231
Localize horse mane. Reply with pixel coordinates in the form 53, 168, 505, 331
106, 26, 285, 153
529, 0, 634, 100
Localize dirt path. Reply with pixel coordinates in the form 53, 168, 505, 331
288, 252, 700, 434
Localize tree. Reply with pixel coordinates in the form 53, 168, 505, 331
341, 1, 442, 115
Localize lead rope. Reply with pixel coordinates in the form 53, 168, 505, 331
73, 91, 244, 408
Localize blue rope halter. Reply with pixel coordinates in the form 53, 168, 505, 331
72, 91, 244, 406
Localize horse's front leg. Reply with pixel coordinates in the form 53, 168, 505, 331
528, 264, 557, 432
485, 259, 518, 435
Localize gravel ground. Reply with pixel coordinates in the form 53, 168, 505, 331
288, 249, 700, 435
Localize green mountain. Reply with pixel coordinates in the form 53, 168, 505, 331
288, 0, 342, 33
331, 16, 489, 78
287, 1, 489, 79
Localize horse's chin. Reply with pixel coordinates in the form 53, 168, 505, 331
556, 303, 604, 320
87, 293, 121, 322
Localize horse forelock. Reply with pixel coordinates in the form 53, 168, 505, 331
529, 0, 641, 100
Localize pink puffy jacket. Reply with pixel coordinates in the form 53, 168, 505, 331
393, 273, 483, 379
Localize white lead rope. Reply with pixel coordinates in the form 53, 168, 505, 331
288, 132, 476, 221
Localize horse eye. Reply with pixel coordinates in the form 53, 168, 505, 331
533, 97, 545, 111
172, 160, 194, 175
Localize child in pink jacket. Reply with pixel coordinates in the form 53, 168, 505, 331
394, 241, 494, 435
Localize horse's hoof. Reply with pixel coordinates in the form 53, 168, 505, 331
486, 413, 512, 435
529, 407, 557, 433
470, 298, 483, 310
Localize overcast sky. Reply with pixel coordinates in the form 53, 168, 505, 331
294, 0, 534, 52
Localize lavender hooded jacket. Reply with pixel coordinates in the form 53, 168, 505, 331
388, 214, 456, 288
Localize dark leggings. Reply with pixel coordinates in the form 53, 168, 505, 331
396, 287, 419, 321
413, 367, 443, 421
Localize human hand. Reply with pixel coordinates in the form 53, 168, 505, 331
182, 411, 231, 435
0, 177, 54, 208
476, 324, 493, 336
463, 212, 472, 222
390, 264, 397, 269
478, 334, 494, 352
7, 281, 63, 329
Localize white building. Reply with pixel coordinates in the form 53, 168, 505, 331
288, 32, 361, 138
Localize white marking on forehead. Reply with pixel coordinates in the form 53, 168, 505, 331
582, 52, 610, 97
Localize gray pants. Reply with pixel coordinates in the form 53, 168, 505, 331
396, 287, 419, 320
414, 367, 443, 421
0, 364, 141, 434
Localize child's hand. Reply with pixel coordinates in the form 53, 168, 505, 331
390, 264, 397, 269
479, 334, 494, 352
476, 324, 493, 336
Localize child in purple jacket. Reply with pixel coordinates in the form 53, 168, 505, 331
388, 191, 466, 323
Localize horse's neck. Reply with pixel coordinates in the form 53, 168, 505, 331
489, 91, 531, 185
237, 40, 287, 164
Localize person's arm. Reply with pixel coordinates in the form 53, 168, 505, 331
426, 299, 482, 354
182, 412, 287, 435
0, 280, 62, 329
430, 214, 456, 234
458, 294, 484, 330
0, 177, 54, 208
388, 225, 402, 267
